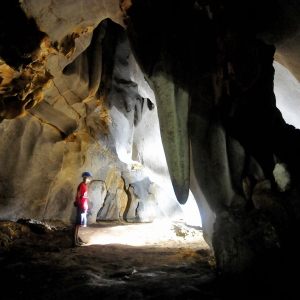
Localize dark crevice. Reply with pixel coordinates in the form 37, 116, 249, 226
0, 0, 46, 69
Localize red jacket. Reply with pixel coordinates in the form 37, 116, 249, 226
77, 182, 88, 210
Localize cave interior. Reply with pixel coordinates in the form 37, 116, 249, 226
1, 0, 300, 299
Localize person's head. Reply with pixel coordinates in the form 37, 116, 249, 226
82, 171, 92, 183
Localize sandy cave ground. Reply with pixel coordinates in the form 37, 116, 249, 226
0, 219, 296, 300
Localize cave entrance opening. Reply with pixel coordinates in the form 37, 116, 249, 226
180, 190, 202, 227
274, 61, 300, 129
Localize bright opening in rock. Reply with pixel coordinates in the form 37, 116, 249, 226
180, 191, 202, 227
274, 61, 300, 129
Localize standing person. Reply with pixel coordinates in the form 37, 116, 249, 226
73, 171, 92, 247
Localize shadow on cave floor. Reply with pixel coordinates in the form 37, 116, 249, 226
0, 219, 298, 300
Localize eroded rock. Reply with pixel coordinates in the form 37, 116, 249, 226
1, 0, 300, 282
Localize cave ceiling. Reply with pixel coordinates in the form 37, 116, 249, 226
1, 0, 300, 278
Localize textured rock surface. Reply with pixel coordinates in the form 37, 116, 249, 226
121, 0, 300, 279
1, 219, 299, 300
1, 0, 300, 285
0, 1, 183, 226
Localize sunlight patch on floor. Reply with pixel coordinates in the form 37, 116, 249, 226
79, 219, 208, 249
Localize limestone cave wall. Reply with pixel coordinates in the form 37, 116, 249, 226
0, 1, 183, 225
1, 0, 300, 279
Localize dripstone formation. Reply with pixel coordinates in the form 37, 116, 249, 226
1, 0, 300, 283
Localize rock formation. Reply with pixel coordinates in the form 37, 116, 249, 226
0, 0, 183, 226
1, 0, 300, 281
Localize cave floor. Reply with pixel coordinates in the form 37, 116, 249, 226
0, 219, 297, 300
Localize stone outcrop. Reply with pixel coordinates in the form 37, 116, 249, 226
0, 1, 183, 226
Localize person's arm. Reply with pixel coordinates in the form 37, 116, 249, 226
77, 183, 84, 208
